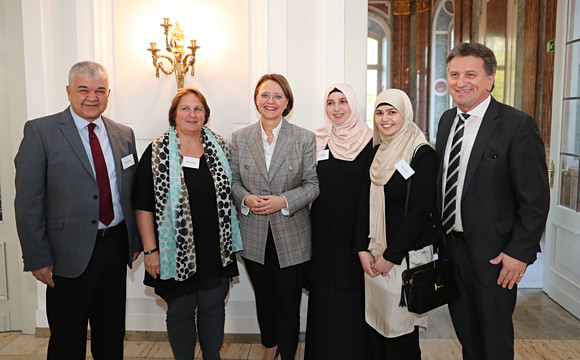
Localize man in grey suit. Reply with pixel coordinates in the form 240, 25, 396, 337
14, 61, 141, 360
436, 43, 550, 359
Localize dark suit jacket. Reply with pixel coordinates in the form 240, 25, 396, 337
14, 107, 141, 278
435, 97, 550, 286
231, 119, 319, 268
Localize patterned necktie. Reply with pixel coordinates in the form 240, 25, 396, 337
88, 123, 114, 226
442, 113, 470, 234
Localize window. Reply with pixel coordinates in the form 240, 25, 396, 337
429, 0, 455, 140
367, 10, 389, 127
367, 35, 382, 126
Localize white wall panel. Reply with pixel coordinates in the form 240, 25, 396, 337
17, 0, 367, 333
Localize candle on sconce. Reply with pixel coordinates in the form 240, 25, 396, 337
148, 17, 200, 88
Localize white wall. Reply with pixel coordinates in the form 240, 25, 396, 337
0, 0, 37, 334
9, 0, 366, 333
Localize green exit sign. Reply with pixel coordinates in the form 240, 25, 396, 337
547, 40, 555, 53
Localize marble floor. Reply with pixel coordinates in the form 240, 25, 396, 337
0, 289, 578, 359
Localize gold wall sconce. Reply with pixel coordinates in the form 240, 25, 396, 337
147, 18, 200, 89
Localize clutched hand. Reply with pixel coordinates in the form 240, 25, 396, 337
372, 255, 395, 277
358, 251, 379, 277
250, 195, 287, 215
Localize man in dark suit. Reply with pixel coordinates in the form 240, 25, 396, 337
435, 43, 550, 359
14, 61, 141, 359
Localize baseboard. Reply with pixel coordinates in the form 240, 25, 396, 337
35, 328, 305, 343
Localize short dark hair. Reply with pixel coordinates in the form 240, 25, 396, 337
168, 87, 210, 126
254, 74, 294, 116
446, 42, 497, 76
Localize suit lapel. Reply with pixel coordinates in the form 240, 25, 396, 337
268, 118, 296, 181
58, 107, 95, 179
246, 122, 269, 181
103, 117, 123, 192
436, 109, 456, 208
462, 97, 500, 197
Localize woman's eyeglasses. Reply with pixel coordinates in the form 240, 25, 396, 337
259, 92, 286, 102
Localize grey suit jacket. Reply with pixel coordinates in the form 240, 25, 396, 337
14, 107, 141, 278
231, 119, 319, 268
435, 97, 550, 286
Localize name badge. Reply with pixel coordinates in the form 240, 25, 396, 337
183, 156, 200, 169
395, 159, 415, 179
317, 150, 330, 161
121, 155, 135, 169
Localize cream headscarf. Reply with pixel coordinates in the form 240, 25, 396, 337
315, 83, 373, 161
367, 89, 429, 259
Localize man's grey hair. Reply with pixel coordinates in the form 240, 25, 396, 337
68, 61, 109, 86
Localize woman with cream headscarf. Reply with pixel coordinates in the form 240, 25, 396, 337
305, 83, 373, 359
355, 89, 439, 360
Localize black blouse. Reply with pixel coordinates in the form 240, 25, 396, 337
133, 144, 238, 302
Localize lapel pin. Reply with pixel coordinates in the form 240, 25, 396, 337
288, 166, 294, 171
244, 164, 249, 169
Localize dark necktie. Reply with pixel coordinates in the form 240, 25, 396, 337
88, 123, 114, 226
442, 113, 470, 234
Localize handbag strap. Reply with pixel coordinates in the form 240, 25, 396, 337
403, 145, 423, 271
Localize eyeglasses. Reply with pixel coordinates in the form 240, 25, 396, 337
258, 92, 286, 102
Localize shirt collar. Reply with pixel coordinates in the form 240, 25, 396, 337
70, 107, 104, 132
260, 119, 282, 142
456, 95, 491, 119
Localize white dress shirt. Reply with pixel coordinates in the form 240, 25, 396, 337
71, 108, 124, 229
442, 95, 491, 231
241, 119, 289, 215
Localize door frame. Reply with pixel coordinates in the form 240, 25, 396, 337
542, 0, 580, 320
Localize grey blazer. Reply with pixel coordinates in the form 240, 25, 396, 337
14, 107, 141, 278
231, 119, 319, 268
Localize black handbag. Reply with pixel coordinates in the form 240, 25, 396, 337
400, 258, 459, 314
397, 148, 459, 314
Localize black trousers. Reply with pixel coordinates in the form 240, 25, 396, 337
243, 227, 306, 360
446, 235, 517, 360
165, 278, 230, 360
46, 222, 129, 360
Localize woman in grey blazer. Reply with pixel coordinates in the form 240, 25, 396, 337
230, 74, 319, 360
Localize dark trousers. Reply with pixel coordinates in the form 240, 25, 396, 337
446, 235, 517, 360
243, 228, 305, 360
46, 222, 128, 360
166, 278, 230, 360
367, 325, 421, 360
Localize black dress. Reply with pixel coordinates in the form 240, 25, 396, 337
304, 140, 373, 359
355, 144, 439, 360
133, 144, 238, 303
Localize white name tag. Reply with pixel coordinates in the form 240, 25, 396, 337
121, 155, 135, 169
182, 156, 200, 169
395, 159, 415, 179
317, 149, 330, 161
